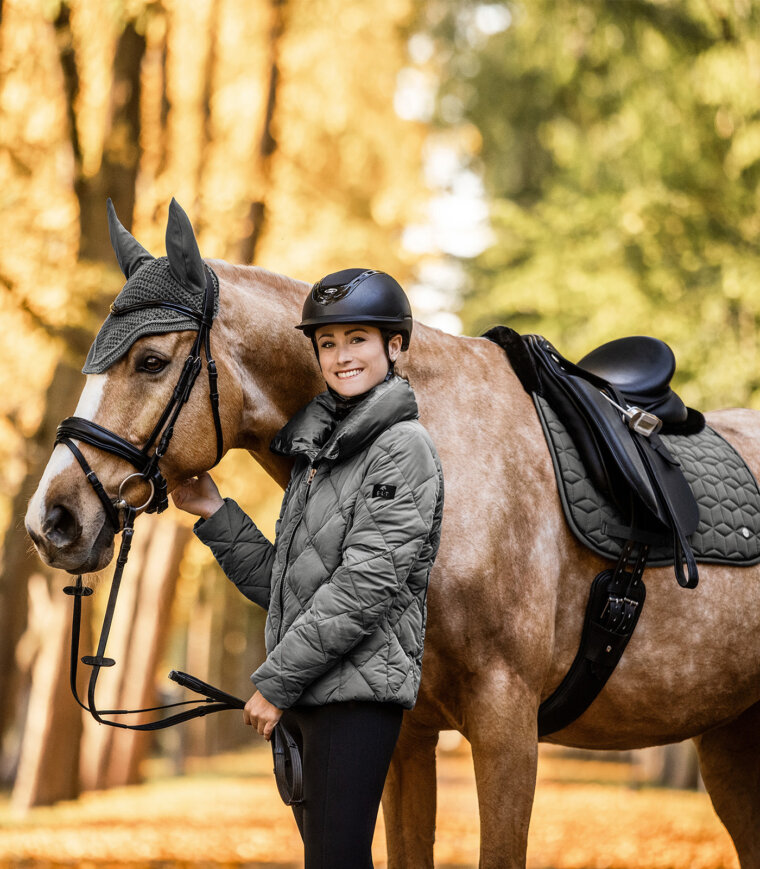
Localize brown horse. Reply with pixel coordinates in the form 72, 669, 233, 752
25, 212, 760, 868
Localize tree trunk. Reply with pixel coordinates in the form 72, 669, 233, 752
183, 564, 218, 758
0, 357, 90, 777
8, 4, 149, 807
236, 0, 287, 264
635, 742, 703, 790
54, 4, 146, 259
11, 573, 89, 809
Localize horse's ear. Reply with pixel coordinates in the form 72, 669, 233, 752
165, 198, 206, 293
107, 198, 155, 278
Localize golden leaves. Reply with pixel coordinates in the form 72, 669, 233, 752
0, 743, 739, 868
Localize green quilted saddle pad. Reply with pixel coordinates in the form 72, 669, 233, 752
534, 395, 760, 566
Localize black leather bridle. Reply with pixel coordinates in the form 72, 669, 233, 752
54, 267, 302, 805
57, 267, 223, 523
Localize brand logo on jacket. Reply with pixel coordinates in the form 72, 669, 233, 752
372, 483, 396, 500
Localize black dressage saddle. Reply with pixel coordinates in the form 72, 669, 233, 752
483, 327, 702, 589
482, 327, 706, 735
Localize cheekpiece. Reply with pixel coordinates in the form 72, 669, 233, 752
82, 258, 219, 374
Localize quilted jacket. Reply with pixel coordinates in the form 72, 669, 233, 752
193, 374, 445, 710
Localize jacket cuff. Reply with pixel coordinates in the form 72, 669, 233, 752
250, 663, 293, 709
193, 497, 237, 540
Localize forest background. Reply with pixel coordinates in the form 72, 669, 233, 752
1, 0, 759, 811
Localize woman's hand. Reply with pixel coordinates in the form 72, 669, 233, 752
243, 690, 283, 740
171, 472, 224, 519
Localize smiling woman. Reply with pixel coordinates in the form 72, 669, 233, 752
172, 267, 444, 869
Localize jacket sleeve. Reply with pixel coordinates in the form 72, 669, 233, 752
250, 432, 442, 708
193, 479, 293, 609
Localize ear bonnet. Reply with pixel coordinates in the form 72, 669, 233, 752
82, 199, 219, 374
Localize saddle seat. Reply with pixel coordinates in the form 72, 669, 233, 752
577, 336, 687, 426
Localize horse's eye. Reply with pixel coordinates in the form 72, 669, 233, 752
140, 355, 167, 373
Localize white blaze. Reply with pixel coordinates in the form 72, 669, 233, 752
30, 375, 108, 527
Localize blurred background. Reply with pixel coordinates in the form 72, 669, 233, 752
1, 0, 758, 865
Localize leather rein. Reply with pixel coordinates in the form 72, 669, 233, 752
54, 267, 302, 805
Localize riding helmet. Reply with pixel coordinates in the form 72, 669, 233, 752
296, 269, 413, 352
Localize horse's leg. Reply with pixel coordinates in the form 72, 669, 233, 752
465, 670, 538, 869
382, 717, 439, 869
694, 700, 760, 868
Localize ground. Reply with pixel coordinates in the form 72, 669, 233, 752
0, 738, 738, 868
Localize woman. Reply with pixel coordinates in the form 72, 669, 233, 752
171, 268, 445, 868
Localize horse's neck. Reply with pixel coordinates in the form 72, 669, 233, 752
211, 261, 324, 487
210, 259, 529, 488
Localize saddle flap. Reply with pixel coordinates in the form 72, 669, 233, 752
562, 375, 664, 523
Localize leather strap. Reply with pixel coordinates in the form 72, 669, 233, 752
64, 573, 304, 798
58, 437, 121, 530
272, 723, 304, 805
110, 300, 204, 321
538, 542, 648, 736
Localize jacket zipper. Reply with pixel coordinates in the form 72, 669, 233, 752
276, 463, 317, 643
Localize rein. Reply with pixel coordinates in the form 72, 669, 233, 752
54, 266, 302, 805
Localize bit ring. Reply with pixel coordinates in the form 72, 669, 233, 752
116, 473, 155, 514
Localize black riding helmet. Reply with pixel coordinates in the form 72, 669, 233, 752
297, 269, 413, 369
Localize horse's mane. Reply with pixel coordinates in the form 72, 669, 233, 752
205, 259, 309, 306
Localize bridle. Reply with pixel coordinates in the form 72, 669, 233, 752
57, 267, 223, 524
53, 265, 302, 805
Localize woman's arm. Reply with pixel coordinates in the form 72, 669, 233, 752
250, 430, 442, 709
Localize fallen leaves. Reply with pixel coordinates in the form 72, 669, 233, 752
0, 743, 739, 868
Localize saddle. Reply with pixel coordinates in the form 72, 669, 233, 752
482, 327, 706, 736
483, 327, 703, 589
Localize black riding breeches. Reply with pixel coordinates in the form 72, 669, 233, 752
279, 700, 404, 869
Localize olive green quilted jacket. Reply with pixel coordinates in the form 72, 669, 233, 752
193, 374, 444, 709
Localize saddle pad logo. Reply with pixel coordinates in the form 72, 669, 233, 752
372, 483, 396, 500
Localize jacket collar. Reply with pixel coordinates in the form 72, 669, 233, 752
269, 374, 419, 463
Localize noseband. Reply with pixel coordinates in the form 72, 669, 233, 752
53, 267, 302, 805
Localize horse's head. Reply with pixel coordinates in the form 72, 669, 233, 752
26, 199, 235, 574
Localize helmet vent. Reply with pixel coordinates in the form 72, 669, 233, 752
312, 269, 380, 306
312, 282, 352, 305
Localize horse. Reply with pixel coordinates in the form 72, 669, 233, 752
25, 203, 760, 868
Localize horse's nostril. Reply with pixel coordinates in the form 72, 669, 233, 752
42, 504, 81, 548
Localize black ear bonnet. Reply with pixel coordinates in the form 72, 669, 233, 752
83, 198, 219, 375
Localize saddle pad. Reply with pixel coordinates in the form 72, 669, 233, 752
535, 395, 760, 566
